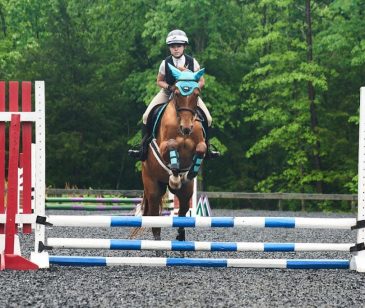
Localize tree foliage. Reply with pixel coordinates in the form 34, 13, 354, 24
0, 0, 363, 197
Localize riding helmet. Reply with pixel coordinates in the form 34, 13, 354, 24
166, 29, 189, 45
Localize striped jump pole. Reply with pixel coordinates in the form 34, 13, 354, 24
47, 256, 350, 269
46, 238, 354, 252
43, 215, 356, 229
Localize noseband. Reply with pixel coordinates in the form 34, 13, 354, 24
175, 105, 197, 116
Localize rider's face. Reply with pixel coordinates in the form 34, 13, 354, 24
169, 44, 185, 58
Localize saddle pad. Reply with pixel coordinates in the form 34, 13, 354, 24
150, 103, 168, 138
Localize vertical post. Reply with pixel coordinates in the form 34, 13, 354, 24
31, 144, 36, 211
351, 87, 365, 272
190, 177, 197, 217
9, 82, 19, 112
357, 87, 365, 259
18, 154, 23, 215
301, 199, 305, 212
9, 82, 19, 233
0, 81, 5, 233
21, 82, 32, 233
351, 200, 356, 213
33, 81, 46, 254
357, 81, 365, 224
4, 115, 20, 254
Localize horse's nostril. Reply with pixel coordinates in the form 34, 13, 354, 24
182, 127, 191, 135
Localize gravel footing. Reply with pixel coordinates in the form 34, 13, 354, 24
1, 209, 364, 307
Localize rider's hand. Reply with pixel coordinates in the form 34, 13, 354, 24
168, 85, 177, 92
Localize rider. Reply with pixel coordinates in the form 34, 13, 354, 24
128, 29, 220, 161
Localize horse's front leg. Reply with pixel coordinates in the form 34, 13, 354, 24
175, 181, 194, 242
182, 141, 206, 183
164, 139, 182, 190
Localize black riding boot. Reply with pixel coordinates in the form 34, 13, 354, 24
128, 124, 150, 161
203, 124, 220, 160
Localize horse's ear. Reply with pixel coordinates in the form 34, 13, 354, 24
168, 63, 182, 80
194, 68, 205, 81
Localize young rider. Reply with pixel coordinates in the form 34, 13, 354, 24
128, 29, 219, 161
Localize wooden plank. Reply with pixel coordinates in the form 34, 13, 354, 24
0, 81, 5, 233
5, 115, 20, 254
9, 81, 18, 112
21, 82, 32, 233
8, 82, 19, 234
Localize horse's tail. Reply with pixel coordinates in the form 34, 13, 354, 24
134, 202, 144, 216
161, 191, 169, 214
129, 193, 147, 239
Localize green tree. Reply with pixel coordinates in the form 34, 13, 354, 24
242, 0, 329, 193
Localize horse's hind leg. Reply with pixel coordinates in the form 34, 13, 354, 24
143, 180, 166, 241
142, 194, 160, 240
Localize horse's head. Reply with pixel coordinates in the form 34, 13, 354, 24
168, 63, 205, 136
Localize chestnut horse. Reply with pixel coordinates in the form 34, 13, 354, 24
142, 64, 206, 241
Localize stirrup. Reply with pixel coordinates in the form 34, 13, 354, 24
128, 149, 141, 159
206, 149, 220, 159
206, 144, 220, 159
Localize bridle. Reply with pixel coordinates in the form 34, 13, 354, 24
172, 85, 200, 116
172, 88, 199, 136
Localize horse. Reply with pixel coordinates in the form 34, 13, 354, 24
141, 64, 207, 242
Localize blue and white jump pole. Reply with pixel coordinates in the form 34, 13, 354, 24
46, 238, 354, 252
44, 215, 356, 229
47, 256, 350, 269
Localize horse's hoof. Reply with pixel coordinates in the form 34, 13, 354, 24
176, 233, 185, 241
169, 175, 182, 190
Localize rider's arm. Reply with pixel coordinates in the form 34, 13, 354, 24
157, 60, 170, 90
198, 76, 205, 90
194, 58, 205, 89
157, 73, 170, 90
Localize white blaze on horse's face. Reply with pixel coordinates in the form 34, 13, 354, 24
175, 88, 200, 136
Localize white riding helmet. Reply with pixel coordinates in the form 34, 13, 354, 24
166, 29, 189, 45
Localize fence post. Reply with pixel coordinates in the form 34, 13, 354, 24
301, 199, 305, 212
